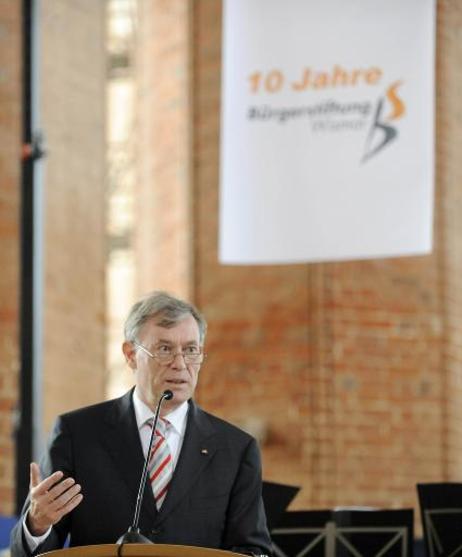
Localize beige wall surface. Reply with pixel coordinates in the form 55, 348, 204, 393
39, 1, 107, 435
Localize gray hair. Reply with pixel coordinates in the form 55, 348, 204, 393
124, 291, 207, 344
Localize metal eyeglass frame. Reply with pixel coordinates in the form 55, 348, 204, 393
132, 340, 206, 365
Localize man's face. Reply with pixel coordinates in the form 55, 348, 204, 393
123, 314, 203, 413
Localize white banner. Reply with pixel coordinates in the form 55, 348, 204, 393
219, 0, 435, 264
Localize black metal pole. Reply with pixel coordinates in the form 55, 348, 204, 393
16, 0, 34, 515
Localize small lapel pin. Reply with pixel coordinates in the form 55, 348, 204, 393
201, 448, 208, 455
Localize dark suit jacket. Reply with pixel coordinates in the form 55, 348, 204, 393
11, 390, 272, 557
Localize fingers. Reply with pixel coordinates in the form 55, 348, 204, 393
28, 466, 83, 535
47, 477, 81, 510
41, 479, 83, 518
29, 462, 43, 489
30, 464, 65, 496
56, 492, 83, 521
52, 484, 83, 515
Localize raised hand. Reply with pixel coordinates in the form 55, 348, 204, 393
27, 462, 83, 536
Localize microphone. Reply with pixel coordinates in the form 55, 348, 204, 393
117, 389, 174, 545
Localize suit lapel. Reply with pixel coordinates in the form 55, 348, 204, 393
156, 400, 217, 523
102, 389, 158, 524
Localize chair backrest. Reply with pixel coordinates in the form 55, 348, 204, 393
417, 482, 462, 557
0, 515, 17, 549
262, 481, 300, 531
270, 508, 414, 557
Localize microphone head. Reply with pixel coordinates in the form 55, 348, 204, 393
163, 389, 174, 401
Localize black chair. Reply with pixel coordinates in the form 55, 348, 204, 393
270, 508, 414, 557
262, 481, 300, 531
417, 483, 462, 557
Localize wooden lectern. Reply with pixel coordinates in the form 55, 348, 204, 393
38, 544, 248, 557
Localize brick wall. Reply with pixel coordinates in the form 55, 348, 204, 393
0, 1, 21, 515
310, 258, 444, 510
191, 0, 462, 521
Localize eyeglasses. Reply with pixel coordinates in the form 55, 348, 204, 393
133, 341, 206, 365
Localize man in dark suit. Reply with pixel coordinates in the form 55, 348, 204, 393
11, 292, 272, 557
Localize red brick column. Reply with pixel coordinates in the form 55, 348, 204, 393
135, 0, 193, 299
437, 0, 462, 479
0, 1, 21, 514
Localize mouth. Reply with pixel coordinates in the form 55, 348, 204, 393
166, 379, 187, 385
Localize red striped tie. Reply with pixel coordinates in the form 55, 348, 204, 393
148, 417, 173, 509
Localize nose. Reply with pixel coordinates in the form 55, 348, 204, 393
170, 352, 187, 368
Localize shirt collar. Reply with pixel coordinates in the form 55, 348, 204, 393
132, 388, 189, 435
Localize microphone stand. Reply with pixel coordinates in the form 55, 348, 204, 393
117, 389, 173, 545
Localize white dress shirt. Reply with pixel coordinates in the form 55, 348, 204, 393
132, 387, 189, 468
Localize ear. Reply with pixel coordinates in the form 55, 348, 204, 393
122, 341, 137, 370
